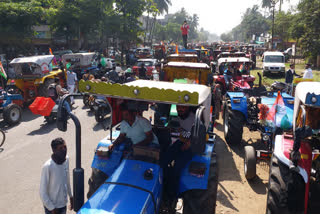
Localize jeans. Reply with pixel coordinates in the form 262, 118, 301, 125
44, 206, 66, 214
67, 85, 75, 103
161, 140, 193, 198
182, 35, 188, 49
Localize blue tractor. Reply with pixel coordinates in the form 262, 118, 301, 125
57, 80, 218, 214
222, 74, 294, 180
0, 89, 23, 125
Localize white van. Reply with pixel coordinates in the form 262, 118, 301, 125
262, 51, 285, 76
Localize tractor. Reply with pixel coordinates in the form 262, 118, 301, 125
266, 82, 320, 213
0, 89, 23, 125
222, 73, 295, 180
214, 57, 255, 95
7, 55, 66, 105
56, 79, 218, 214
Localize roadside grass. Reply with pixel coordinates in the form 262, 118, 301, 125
251, 60, 320, 87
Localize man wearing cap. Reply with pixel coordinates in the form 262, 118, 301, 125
180, 20, 189, 49
303, 64, 313, 79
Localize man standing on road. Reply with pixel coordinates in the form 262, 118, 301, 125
180, 20, 189, 49
66, 68, 78, 105
303, 63, 313, 79
40, 138, 73, 214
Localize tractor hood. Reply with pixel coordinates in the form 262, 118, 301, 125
78, 159, 162, 214
261, 92, 294, 129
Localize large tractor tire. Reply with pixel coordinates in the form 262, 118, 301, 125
244, 146, 256, 180
223, 99, 244, 145
87, 168, 108, 199
266, 155, 305, 214
39, 78, 54, 97
183, 153, 218, 214
3, 103, 22, 125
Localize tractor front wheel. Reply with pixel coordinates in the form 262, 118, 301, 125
87, 168, 108, 199
3, 103, 22, 125
266, 155, 305, 214
244, 146, 256, 180
183, 153, 218, 214
223, 99, 244, 144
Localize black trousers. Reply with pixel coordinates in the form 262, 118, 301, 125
182, 35, 188, 49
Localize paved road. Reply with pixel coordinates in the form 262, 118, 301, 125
0, 99, 268, 214
0, 99, 110, 214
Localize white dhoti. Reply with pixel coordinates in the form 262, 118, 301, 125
68, 85, 75, 103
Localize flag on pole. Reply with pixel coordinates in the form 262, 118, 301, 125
49, 48, 57, 66
175, 45, 179, 54
0, 61, 7, 79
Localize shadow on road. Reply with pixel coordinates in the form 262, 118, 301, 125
248, 176, 268, 195
215, 134, 242, 182
93, 117, 111, 132
0, 148, 3, 153
27, 122, 56, 136
217, 183, 239, 212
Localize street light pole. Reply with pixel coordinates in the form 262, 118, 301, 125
271, 0, 276, 51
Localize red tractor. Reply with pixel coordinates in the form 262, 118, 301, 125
213, 57, 255, 94
266, 82, 320, 214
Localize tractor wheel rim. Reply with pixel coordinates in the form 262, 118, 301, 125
10, 108, 20, 121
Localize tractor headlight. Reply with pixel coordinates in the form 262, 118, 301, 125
281, 67, 285, 72
262, 134, 270, 142
312, 96, 317, 103
264, 66, 269, 70
85, 85, 91, 90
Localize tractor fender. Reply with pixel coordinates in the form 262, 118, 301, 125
34, 70, 63, 85
273, 135, 312, 183
79, 159, 162, 214
91, 131, 123, 176
178, 143, 215, 194
2, 94, 23, 108
225, 92, 248, 118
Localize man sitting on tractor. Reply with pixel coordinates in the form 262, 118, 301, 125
223, 64, 233, 90
48, 77, 71, 112
161, 105, 195, 203
108, 102, 159, 151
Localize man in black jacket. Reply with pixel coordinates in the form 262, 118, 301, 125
285, 64, 301, 84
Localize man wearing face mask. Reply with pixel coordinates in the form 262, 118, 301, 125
40, 138, 73, 214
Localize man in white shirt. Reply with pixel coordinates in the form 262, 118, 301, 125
106, 59, 113, 71
109, 102, 158, 151
40, 138, 73, 214
66, 68, 78, 105
303, 64, 313, 79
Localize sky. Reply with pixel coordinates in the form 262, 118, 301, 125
165, 0, 300, 35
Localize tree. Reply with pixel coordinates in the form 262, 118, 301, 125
220, 33, 233, 42
294, 0, 320, 59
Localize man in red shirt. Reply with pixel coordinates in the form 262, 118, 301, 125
180, 20, 189, 49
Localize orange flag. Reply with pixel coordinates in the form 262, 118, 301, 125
49, 48, 53, 55
176, 45, 179, 54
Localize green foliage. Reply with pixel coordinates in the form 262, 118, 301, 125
220, 5, 269, 42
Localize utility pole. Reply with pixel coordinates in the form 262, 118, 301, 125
271, 0, 277, 51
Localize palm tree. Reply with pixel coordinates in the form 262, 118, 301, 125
154, 0, 172, 15
261, 0, 290, 11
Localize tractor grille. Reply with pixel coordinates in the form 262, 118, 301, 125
270, 67, 280, 70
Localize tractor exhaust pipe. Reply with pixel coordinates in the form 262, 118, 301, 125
257, 72, 262, 88
57, 94, 84, 212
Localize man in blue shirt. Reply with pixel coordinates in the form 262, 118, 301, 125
224, 64, 233, 90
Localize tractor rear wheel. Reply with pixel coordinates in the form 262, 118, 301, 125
87, 168, 108, 199
244, 146, 256, 180
183, 153, 218, 214
3, 103, 22, 125
39, 78, 54, 97
266, 155, 305, 214
223, 100, 244, 145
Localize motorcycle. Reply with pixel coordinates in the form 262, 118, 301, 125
93, 97, 111, 122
